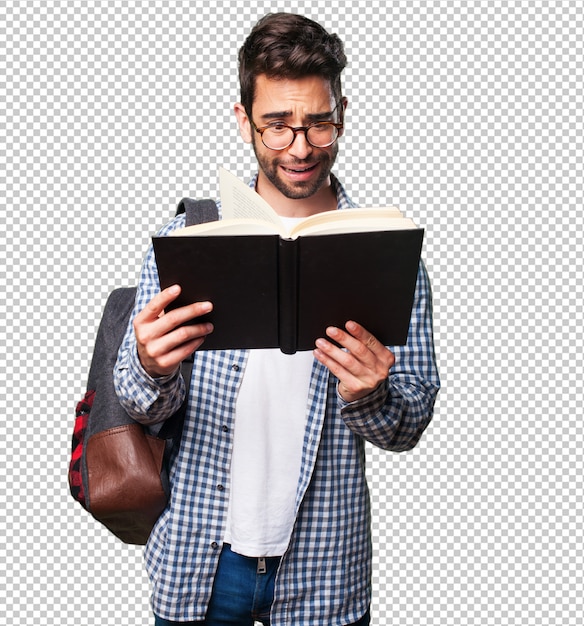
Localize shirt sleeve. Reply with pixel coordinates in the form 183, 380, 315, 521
339, 259, 440, 451
113, 216, 187, 425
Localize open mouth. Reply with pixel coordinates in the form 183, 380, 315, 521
281, 162, 319, 176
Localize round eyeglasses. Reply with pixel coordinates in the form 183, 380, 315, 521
250, 119, 344, 151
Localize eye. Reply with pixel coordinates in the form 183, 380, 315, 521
266, 123, 289, 134
311, 122, 331, 133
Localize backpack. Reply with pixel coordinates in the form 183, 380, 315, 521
68, 198, 218, 544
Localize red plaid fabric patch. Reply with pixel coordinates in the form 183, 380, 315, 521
68, 389, 95, 509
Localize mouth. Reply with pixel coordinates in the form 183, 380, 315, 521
280, 162, 320, 180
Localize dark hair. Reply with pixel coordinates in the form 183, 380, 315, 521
238, 13, 347, 116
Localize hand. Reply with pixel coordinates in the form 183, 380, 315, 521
134, 284, 214, 378
314, 321, 395, 402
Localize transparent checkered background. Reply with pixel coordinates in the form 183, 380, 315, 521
1, 0, 582, 624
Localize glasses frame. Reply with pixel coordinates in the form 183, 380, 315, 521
250, 103, 345, 151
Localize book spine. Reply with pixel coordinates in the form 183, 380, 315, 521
277, 238, 298, 354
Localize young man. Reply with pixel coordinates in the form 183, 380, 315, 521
114, 13, 440, 626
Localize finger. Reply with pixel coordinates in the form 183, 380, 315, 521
142, 318, 214, 359
313, 342, 378, 402
313, 340, 359, 381
138, 320, 214, 377
318, 325, 395, 380
145, 333, 209, 374
137, 288, 212, 338
343, 321, 385, 355
139, 284, 183, 322
324, 325, 378, 367
314, 335, 362, 378
154, 299, 214, 336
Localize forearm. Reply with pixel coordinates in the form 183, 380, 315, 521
113, 217, 188, 424
339, 375, 438, 451
114, 335, 185, 425
340, 260, 440, 450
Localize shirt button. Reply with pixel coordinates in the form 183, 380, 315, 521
231, 364, 240, 371
211, 541, 219, 549
217, 484, 225, 491
222, 425, 229, 432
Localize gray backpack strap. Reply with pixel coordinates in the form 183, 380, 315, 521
85, 287, 137, 429
175, 198, 219, 226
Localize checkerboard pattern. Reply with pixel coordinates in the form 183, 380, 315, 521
2, 1, 582, 624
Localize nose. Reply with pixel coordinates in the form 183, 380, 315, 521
286, 129, 314, 160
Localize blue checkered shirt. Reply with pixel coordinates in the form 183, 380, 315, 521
114, 174, 440, 624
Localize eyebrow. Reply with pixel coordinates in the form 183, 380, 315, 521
259, 109, 336, 123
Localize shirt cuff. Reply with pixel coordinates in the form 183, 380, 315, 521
337, 378, 390, 414
127, 343, 183, 409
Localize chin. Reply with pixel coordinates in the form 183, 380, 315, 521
252, 137, 338, 202
277, 181, 323, 200
269, 164, 334, 200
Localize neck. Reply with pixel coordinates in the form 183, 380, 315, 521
255, 171, 338, 218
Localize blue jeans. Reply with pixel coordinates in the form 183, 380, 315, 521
154, 544, 370, 626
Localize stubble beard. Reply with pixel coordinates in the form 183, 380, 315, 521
252, 137, 338, 200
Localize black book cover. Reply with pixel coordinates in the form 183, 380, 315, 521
153, 228, 424, 354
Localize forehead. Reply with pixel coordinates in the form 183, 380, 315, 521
252, 74, 335, 117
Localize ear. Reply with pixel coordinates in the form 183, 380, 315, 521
338, 97, 348, 138
234, 103, 253, 144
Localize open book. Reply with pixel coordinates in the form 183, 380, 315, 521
153, 168, 424, 354
173, 167, 416, 238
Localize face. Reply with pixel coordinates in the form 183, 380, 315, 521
235, 75, 345, 202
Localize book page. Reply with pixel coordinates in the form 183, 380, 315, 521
220, 167, 286, 235
170, 218, 280, 237
218, 167, 417, 238
291, 207, 416, 237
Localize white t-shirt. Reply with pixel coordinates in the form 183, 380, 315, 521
224, 216, 316, 557
224, 348, 314, 557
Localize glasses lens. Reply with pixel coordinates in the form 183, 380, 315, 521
306, 123, 339, 148
262, 126, 295, 150
260, 123, 340, 150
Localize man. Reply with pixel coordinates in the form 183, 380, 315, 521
114, 12, 440, 626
